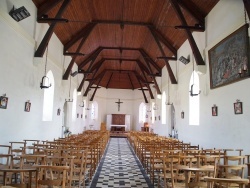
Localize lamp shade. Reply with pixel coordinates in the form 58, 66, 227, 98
40, 76, 51, 89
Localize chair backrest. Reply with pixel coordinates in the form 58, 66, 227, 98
35, 165, 70, 188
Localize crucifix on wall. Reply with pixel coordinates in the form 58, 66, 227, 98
115, 99, 123, 111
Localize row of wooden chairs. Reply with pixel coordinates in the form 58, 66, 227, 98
128, 131, 250, 187
0, 130, 109, 187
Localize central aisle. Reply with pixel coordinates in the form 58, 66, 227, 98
90, 137, 153, 188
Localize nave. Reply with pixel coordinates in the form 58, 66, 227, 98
90, 137, 153, 188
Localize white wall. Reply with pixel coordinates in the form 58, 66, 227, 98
1, 0, 250, 156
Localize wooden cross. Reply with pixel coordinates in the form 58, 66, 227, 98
115, 99, 123, 111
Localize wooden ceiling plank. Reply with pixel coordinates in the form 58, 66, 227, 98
37, 0, 63, 18
78, 47, 103, 69
127, 73, 134, 90
34, 0, 71, 57
169, 0, 205, 66
106, 73, 114, 88
149, 26, 177, 84
136, 75, 148, 103
149, 26, 177, 56
64, 23, 97, 52
243, 0, 250, 19
63, 24, 96, 80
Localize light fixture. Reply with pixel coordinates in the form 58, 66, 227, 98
189, 58, 201, 97
40, 46, 52, 89
9, 6, 30, 22
65, 73, 73, 102
179, 56, 190, 65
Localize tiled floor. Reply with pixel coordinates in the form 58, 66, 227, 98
89, 137, 153, 188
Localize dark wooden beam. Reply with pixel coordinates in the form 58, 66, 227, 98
149, 27, 177, 84
157, 56, 177, 61
77, 74, 86, 92
243, 0, 250, 20
169, 0, 205, 66
106, 73, 114, 88
34, 0, 70, 57
78, 47, 103, 69
136, 75, 148, 103
89, 59, 105, 72
127, 73, 134, 90
90, 73, 105, 101
63, 23, 95, 80
138, 64, 154, 99
37, 18, 68, 23
139, 49, 161, 73
176, 0, 205, 25
174, 25, 205, 32
148, 27, 177, 56
37, 0, 63, 18
64, 52, 85, 56
152, 77, 161, 95
138, 88, 149, 91
92, 20, 153, 27
136, 60, 151, 75
64, 23, 97, 52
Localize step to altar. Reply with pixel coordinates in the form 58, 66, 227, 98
109, 131, 128, 138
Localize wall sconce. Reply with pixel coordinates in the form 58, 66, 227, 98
9, 6, 30, 22
238, 62, 248, 77
179, 56, 190, 65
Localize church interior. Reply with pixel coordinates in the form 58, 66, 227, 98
1, 0, 250, 187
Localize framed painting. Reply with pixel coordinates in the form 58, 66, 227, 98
212, 106, 218, 116
234, 102, 243, 114
208, 24, 250, 89
24, 102, 31, 112
0, 96, 8, 109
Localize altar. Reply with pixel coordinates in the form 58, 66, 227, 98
110, 124, 127, 131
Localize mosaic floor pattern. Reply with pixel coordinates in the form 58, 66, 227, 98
90, 137, 153, 188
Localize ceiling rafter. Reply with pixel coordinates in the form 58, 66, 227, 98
136, 75, 148, 103
243, 0, 250, 19
34, 0, 70, 57
127, 73, 134, 90
149, 26, 177, 85
90, 73, 105, 101
37, 0, 63, 18
169, 0, 205, 66
106, 73, 114, 89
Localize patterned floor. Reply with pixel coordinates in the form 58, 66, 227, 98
90, 138, 153, 188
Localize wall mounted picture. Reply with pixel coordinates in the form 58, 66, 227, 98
234, 102, 243, 114
57, 108, 61, 116
24, 102, 31, 112
181, 111, 184, 119
208, 24, 250, 89
212, 106, 218, 116
0, 96, 8, 109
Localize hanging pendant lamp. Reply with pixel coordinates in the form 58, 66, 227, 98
40, 46, 52, 89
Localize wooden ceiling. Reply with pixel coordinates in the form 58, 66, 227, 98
32, 0, 219, 101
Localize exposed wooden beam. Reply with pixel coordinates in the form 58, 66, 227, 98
106, 73, 114, 88
90, 74, 104, 101
149, 27, 177, 84
176, 0, 205, 25
136, 75, 148, 103
64, 23, 97, 52
37, 18, 68, 23
139, 49, 161, 73
37, 0, 63, 18
157, 56, 177, 61
169, 0, 205, 66
34, 0, 70, 57
174, 24, 205, 32
152, 77, 161, 95
138, 64, 154, 99
64, 52, 85, 56
127, 73, 134, 90
136, 60, 151, 75
77, 74, 86, 92
78, 47, 103, 69
89, 59, 105, 72
243, 0, 250, 19
92, 20, 153, 27
148, 27, 177, 56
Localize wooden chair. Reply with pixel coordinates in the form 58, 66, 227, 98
35, 165, 70, 188
204, 177, 249, 188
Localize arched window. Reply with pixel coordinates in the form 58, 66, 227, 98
72, 89, 77, 121
161, 91, 167, 124
91, 101, 98, 120
139, 102, 146, 123
42, 70, 55, 121
189, 71, 200, 125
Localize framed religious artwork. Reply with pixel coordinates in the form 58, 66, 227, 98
208, 24, 250, 89
24, 101, 31, 112
212, 106, 218, 116
0, 96, 8, 109
234, 101, 243, 114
